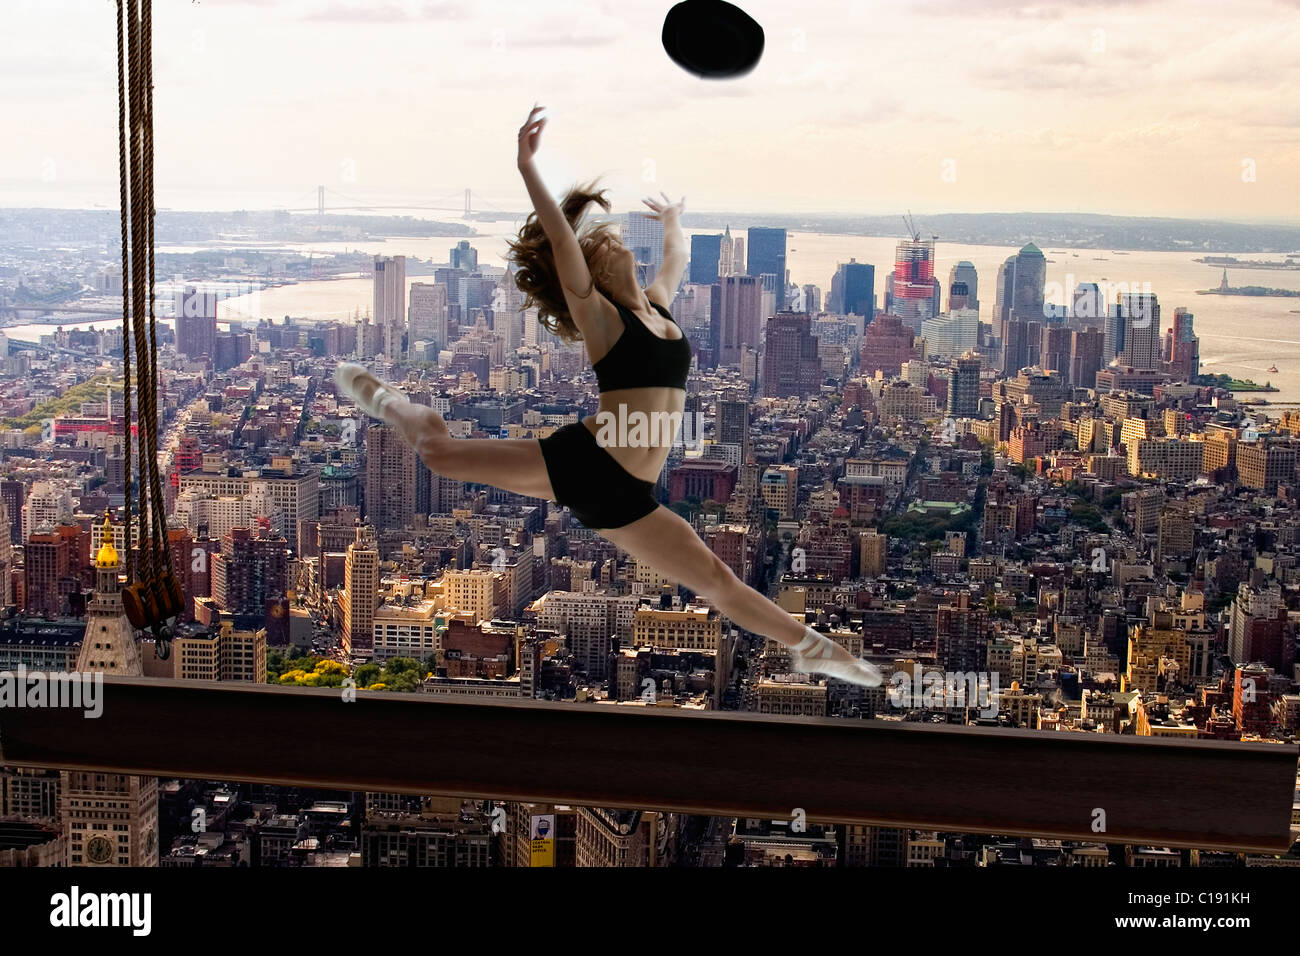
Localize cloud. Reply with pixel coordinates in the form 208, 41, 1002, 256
504, 31, 620, 48
909, 0, 1162, 16
301, 1, 471, 23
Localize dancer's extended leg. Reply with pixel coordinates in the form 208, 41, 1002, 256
599, 506, 881, 687
335, 363, 555, 501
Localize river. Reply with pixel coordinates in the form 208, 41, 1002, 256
9, 215, 1300, 401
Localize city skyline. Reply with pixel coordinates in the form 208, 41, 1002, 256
2, 0, 1298, 220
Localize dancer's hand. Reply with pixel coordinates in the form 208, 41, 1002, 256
517, 104, 546, 168
641, 191, 684, 223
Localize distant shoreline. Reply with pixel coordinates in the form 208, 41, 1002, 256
1197, 288, 1300, 298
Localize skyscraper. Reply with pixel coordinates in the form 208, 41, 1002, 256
946, 355, 982, 418
174, 286, 218, 361
373, 255, 407, 359
1167, 307, 1200, 381
860, 314, 916, 378
366, 425, 417, 530
1040, 325, 1072, 376
212, 525, 289, 623
718, 225, 744, 277
890, 237, 937, 331
709, 274, 762, 368
1104, 304, 1126, 362
830, 259, 875, 321
1011, 243, 1047, 322
747, 227, 788, 311
994, 255, 1016, 337
921, 309, 979, 360
1069, 328, 1105, 389
63, 513, 158, 867
449, 240, 478, 272
716, 396, 751, 461
408, 282, 449, 354
761, 312, 822, 398
1072, 282, 1105, 326
621, 212, 664, 286
1119, 293, 1160, 370
342, 522, 379, 658
948, 261, 979, 314
1001, 317, 1036, 375
690, 233, 723, 285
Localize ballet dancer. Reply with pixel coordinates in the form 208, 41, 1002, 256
334, 105, 880, 688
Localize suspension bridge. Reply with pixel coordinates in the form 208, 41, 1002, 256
273, 186, 523, 220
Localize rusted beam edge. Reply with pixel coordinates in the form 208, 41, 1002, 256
1, 677, 1296, 853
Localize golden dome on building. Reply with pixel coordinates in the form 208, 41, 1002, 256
95, 509, 120, 569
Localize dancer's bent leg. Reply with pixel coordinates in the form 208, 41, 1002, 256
598, 506, 880, 686
335, 363, 555, 501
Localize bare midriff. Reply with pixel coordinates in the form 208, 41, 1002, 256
582, 385, 687, 483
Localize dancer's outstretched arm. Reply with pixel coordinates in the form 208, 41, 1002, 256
516, 105, 603, 339
642, 192, 687, 306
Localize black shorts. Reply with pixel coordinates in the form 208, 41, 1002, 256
538, 421, 660, 530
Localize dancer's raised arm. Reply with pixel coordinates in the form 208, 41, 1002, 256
642, 192, 686, 307
516, 106, 597, 312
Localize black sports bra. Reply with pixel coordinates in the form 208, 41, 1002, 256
591, 290, 691, 392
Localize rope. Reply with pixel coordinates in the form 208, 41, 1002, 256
141, 0, 170, 572
115, 0, 133, 582
126, 0, 151, 587
115, 0, 177, 659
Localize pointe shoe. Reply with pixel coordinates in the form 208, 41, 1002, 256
335, 362, 404, 421
790, 628, 883, 687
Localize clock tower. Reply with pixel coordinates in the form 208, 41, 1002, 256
61, 511, 159, 866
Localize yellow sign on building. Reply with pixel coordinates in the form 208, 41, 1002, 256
529, 813, 555, 867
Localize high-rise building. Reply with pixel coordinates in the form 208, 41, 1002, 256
24, 526, 79, 618
1166, 307, 1200, 381
1069, 328, 1105, 389
718, 225, 743, 277
449, 240, 478, 272
174, 286, 218, 361
63, 513, 158, 867
1103, 304, 1125, 362
342, 522, 379, 658
366, 425, 417, 530
22, 480, 74, 542
211, 525, 288, 622
761, 312, 823, 398
622, 213, 664, 287
888, 238, 938, 331
175, 618, 268, 683
1072, 282, 1105, 326
921, 309, 979, 360
1040, 325, 1072, 375
373, 255, 407, 359
747, 228, 788, 311
801, 284, 822, 314
994, 255, 1016, 336
689, 233, 722, 285
716, 397, 751, 461
1000, 317, 1035, 375
709, 274, 762, 367
830, 259, 875, 321
948, 261, 979, 314
1119, 293, 1160, 370
1, 479, 24, 546
946, 355, 982, 418
0, 498, 11, 608
860, 314, 916, 378
408, 282, 449, 354
1011, 243, 1046, 322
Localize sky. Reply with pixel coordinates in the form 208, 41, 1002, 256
2, 0, 1299, 221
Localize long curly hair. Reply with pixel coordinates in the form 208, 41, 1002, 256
506, 178, 622, 343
